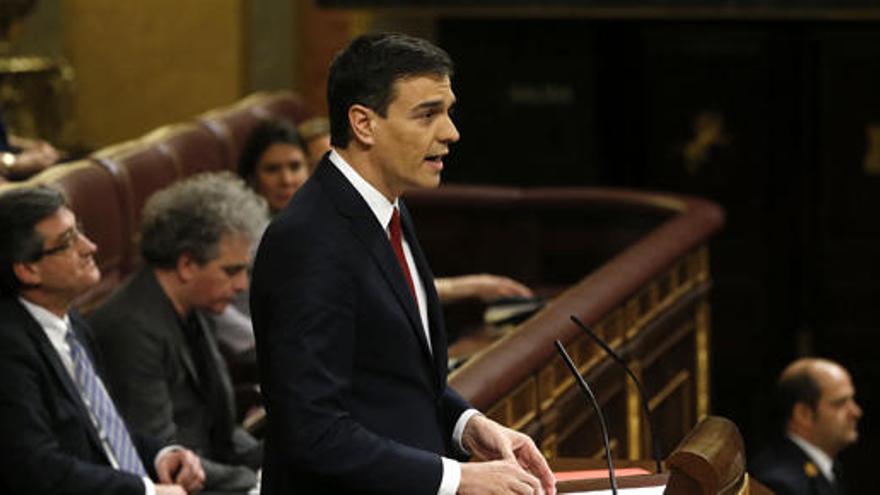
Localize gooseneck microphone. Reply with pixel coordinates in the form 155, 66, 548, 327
554, 339, 619, 495
570, 315, 662, 474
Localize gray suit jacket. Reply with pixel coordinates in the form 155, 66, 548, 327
89, 267, 261, 493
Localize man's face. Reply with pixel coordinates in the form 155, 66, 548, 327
25, 207, 100, 300
808, 364, 862, 455
186, 234, 251, 315
369, 74, 460, 199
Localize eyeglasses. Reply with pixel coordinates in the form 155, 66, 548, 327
38, 222, 86, 258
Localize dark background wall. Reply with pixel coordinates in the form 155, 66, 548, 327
431, 15, 880, 490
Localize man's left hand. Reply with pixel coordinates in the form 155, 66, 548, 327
462, 414, 556, 495
436, 274, 533, 304
156, 448, 205, 494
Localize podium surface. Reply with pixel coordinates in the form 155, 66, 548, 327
551, 458, 772, 494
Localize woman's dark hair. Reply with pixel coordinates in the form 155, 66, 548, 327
238, 119, 306, 182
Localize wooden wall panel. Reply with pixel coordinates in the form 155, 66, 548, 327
62, 0, 246, 148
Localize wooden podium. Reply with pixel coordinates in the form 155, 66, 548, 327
554, 416, 771, 494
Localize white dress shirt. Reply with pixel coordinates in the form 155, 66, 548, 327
329, 150, 480, 495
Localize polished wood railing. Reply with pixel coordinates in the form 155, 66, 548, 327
405, 185, 725, 461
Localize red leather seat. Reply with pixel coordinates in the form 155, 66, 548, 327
198, 90, 313, 170
146, 123, 232, 177
93, 139, 180, 271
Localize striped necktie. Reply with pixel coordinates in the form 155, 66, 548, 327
65, 328, 147, 476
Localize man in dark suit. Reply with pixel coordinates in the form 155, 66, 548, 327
250, 33, 556, 495
0, 186, 204, 495
89, 173, 268, 494
749, 358, 862, 495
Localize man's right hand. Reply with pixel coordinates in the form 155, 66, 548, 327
156, 485, 187, 495
459, 460, 546, 494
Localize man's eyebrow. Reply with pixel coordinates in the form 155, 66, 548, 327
826, 393, 852, 404
411, 100, 444, 112
52, 226, 76, 243
411, 97, 456, 113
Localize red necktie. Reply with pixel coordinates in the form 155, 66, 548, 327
389, 207, 417, 302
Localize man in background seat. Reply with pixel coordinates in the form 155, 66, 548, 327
749, 357, 862, 495
90, 172, 268, 494
0, 185, 204, 495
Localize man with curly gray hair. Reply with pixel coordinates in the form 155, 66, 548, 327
89, 172, 268, 494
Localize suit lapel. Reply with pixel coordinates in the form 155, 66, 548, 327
810, 473, 837, 495
138, 268, 203, 390
196, 312, 236, 426
785, 437, 839, 495
316, 160, 434, 363
400, 202, 448, 385
174, 320, 203, 393
17, 303, 108, 457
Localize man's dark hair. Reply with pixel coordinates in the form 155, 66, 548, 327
776, 365, 822, 428
238, 119, 306, 182
327, 32, 454, 148
0, 186, 67, 295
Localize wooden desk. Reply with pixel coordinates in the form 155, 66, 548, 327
550, 458, 773, 494
552, 458, 666, 492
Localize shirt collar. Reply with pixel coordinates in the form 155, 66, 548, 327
329, 149, 398, 231
788, 432, 835, 481
18, 296, 71, 337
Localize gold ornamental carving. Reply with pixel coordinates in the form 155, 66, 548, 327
683, 111, 730, 175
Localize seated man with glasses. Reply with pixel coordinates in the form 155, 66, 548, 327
0, 185, 205, 495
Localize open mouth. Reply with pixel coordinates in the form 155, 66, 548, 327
424, 154, 446, 169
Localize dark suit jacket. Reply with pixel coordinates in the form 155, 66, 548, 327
0, 296, 161, 495
250, 157, 471, 495
749, 436, 843, 495
89, 267, 260, 492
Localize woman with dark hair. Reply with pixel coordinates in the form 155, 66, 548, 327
237, 119, 309, 214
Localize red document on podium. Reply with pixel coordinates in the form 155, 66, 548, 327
554, 467, 652, 482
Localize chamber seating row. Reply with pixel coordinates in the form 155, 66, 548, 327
0, 90, 311, 311
1, 90, 726, 464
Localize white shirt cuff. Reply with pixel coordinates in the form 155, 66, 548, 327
142, 477, 155, 495
438, 457, 461, 495
453, 408, 482, 455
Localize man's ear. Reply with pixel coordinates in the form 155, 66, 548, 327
176, 253, 199, 283
348, 104, 376, 146
792, 402, 816, 428
12, 261, 41, 287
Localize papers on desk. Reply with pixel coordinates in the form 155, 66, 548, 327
554, 467, 663, 494
484, 296, 545, 326
564, 487, 665, 495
